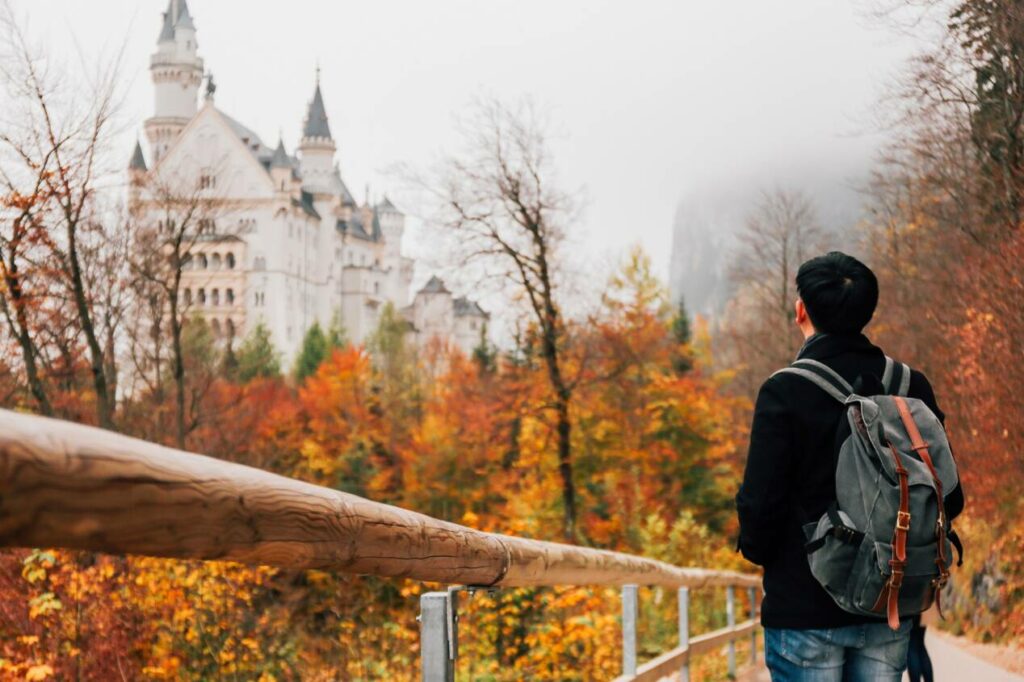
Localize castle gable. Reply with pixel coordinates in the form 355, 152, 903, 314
150, 104, 275, 200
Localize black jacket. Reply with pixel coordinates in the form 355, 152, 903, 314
735, 333, 964, 629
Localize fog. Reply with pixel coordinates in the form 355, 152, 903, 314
13, 0, 917, 308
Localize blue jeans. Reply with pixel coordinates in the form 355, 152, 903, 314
764, 620, 911, 681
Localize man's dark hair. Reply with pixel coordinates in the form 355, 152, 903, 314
796, 251, 878, 334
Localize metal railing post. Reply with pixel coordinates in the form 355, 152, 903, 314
748, 586, 758, 665
726, 585, 736, 678
420, 591, 455, 682
622, 584, 638, 677
678, 586, 690, 682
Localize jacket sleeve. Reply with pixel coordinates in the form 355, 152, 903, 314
736, 376, 795, 566
910, 369, 964, 522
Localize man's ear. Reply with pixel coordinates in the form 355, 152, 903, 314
795, 298, 807, 324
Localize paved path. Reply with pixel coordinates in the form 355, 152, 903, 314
904, 632, 1024, 682
739, 631, 1023, 682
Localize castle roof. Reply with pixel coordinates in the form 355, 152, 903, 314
454, 297, 489, 318
174, 0, 194, 30
293, 190, 320, 220
270, 139, 291, 169
377, 195, 398, 212
220, 110, 273, 159
419, 276, 450, 295
158, 8, 174, 42
371, 209, 383, 240
332, 166, 357, 206
157, 0, 192, 42
303, 83, 332, 140
129, 140, 147, 171
336, 210, 377, 242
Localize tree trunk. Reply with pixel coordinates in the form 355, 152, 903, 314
0, 254, 52, 416
171, 299, 186, 450
65, 219, 114, 429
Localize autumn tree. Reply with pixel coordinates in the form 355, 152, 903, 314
0, 2, 126, 427
127, 153, 246, 447
717, 188, 824, 397
422, 98, 580, 540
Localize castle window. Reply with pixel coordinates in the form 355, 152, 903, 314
197, 254, 208, 269
211, 289, 220, 306
211, 254, 222, 270
199, 169, 216, 190
226, 288, 235, 305
226, 319, 236, 338
253, 256, 266, 271
197, 218, 215, 235
183, 288, 192, 305
197, 288, 206, 305
374, 282, 380, 295
226, 253, 236, 269
211, 319, 221, 337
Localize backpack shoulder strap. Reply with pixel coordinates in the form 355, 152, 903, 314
772, 359, 851, 404
882, 356, 912, 396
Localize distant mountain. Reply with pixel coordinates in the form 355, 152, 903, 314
669, 156, 871, 317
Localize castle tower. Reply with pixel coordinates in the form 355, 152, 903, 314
377, 196, 404, 255
270, 138, 292, 191
145, 0, 204, 164
128, 139, 148, 204
298, 73, 337, 195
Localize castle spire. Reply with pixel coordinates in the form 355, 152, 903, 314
270, 138, 291, 169
129, 139, 147, 171
302, 76, 332, 141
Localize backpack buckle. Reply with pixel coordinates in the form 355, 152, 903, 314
896, 511, 911, 531
888, 560, 905, 588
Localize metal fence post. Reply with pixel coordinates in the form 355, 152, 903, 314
748, 586, 757, 665
622, 584, 638, 677
420, 591, 454, 682
678, 587, 690, 682
726, 585, 736, 679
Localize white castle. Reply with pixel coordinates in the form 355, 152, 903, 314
129, 0, 488, 364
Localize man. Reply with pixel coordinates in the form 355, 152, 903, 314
736, 252, 964, 681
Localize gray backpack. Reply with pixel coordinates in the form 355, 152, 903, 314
774, 357, 962, 630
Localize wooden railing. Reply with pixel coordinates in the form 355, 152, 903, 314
0, 409, 761, 680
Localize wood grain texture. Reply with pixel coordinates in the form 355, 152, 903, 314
0, 409, 759, 589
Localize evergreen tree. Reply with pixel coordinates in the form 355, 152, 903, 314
236, 321, 282, 382
220, 339, 239, 380
472, 321, 497, 373
671, 298, 694, 374
294, 321, 329, 383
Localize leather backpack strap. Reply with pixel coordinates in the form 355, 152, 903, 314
894, 396, 951, 617
872, 440, 911, 630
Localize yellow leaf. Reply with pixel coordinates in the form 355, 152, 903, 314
26, 665, 54, 681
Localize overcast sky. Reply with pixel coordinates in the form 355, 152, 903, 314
12, 0, 918, 290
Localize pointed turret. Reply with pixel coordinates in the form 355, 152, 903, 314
270, 138, 291, 168
129, 140, 148, 171
371, 209, 383, 241
302, 83, 332, 140
298, 71, 337, 195
146, 0, 203, 163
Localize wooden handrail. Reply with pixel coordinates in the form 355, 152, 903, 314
0, 410, 759, 590
612, 620, 758, 682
